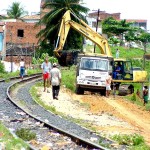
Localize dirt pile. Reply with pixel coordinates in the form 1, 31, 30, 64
38, 87, 150, 145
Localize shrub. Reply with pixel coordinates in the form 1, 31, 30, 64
112, 133, 144, 146
16, 128, 36, 141
131, 93, 137, 102
145, 102, 150, 111
0, 61, 5, 73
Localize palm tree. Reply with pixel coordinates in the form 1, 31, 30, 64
37, 0, 89, 53
6, 2, 28, 19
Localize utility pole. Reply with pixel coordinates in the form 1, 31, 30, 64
94, 9, 100, 53
143, 41, 147, 69
10, 33, 13, 72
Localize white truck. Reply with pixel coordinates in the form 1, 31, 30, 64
76, 55, 113, 95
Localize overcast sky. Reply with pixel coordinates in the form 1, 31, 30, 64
0, 0, 150, 30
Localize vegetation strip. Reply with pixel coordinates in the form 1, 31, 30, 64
7, 76, 113, 149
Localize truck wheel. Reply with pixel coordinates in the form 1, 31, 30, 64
76, 86, 84, 95
100, 89, 106, 96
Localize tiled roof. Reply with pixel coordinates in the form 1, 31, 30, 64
126, 19, 147, 23
21, 15, 40, 20
89, 11, 121, 15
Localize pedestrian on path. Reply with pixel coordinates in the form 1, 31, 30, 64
50, 63, 61, 100
41, 56, 52, 92
19, 58, 25, 80
116, 48, 120, 58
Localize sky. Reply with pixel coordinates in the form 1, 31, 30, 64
0, 0, 150, 30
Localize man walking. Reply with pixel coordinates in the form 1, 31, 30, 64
41, 56, 52, 92
50, 63, 61, 100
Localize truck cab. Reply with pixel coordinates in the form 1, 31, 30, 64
76, 55, 113, 95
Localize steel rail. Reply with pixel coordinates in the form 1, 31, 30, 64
7, 75, 113, 150
0, 72, 42, 82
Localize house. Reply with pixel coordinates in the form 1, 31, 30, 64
126, 19, 147, 30
87, 10, 147, 32
0, 17, 41, 70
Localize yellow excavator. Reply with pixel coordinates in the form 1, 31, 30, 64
54, 10, 147, 95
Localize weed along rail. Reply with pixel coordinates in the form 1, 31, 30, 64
6, 75, 118, 150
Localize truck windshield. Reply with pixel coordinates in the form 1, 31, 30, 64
80, 58, 108, 71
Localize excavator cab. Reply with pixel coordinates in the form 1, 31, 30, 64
113, 59, 133, 81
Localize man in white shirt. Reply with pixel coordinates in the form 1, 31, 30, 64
50, 63, 61, 100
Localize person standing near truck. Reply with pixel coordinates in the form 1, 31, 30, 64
106, 73, 112, 97
143, 85, 149, 106
41, 56, 52, 92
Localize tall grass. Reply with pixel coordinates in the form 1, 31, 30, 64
61, 66, 76, 92
0, 122, 29, 149
0, 69, 41, 80
111, 133, 150, 149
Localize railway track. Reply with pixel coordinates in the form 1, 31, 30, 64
0, 74, 121, 150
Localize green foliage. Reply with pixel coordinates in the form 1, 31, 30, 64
125, 30, 137, 42
62, 66, 76, 92
5, 138, 30, 150
111, 133, 145, 146
108, 37, 120, 46
106, 46, 144, 59
6, 2, 28, 19
0, 61, 5, 73
102, 17, 133, 37
30, 85, 57, 113
32, 53, 58, 65
36, 41, 54, 57
16, 128, 36, 141
64, 29, 83, 50
32, 57, 39, 64
145, 102, 150, 111
137, 31, 150, 43
26, 69, 41, 75
36, 0, 89, 53
0, 122, 29, 149
129, 143, 150, 150
131, 93, 137, 102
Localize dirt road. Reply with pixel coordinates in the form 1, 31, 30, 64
74, 93, 150, 145
39, 87, 150, 145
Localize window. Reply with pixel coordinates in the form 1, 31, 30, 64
17, 29, 24, 37
80, 58, 108, 71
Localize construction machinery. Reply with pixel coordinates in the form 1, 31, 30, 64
54, 10, 147, 95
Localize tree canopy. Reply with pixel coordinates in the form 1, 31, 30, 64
102, 17, 134, 37
6, 2, 28, 19
36, 0, 89, 56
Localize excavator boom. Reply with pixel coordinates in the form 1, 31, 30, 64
54, 10, 112, 57
54, 10, 147, 96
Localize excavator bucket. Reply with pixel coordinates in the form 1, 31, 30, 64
118, 84, 134, 96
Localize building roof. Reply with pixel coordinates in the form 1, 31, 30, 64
126, 19, 147, 23
89, 11, 121, 16
21, 15, 40, 20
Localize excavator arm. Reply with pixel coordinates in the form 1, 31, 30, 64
54, 10, 112, 57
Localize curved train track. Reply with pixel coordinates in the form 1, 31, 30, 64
0, 74, 123, 150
